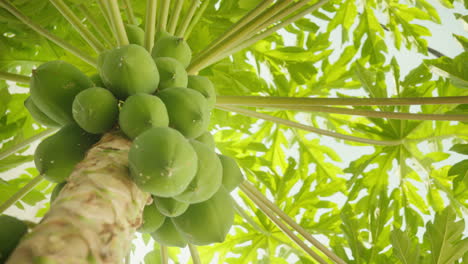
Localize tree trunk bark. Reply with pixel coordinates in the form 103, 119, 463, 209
7, 133, 151, 264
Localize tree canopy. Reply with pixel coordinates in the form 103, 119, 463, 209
0, 0, 467, 263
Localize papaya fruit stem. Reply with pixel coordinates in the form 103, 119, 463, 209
188, 244, 201, 264
0, 71, 30, 84
175, 0, 199, 38
108, 0, 129, 46
159, 0, 171, 32
241, 181, 348, 264
49, 0, 106, 53
184, 0, 209, 40
191, 0, 274, 63
77, 4, 114, 48
0, 0, 97, 67
0, 128, 56, 161
240, 183, 330, 264
122, 0, 137, 25
0, 174, 44, 214
160, 245, 169, 264
144, 0, 158, 52
216, 95, 468, 107
167, 0, 184, 35
216, 105, 404, 146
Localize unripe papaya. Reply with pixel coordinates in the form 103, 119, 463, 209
24, 97, 61, 128
153, 196, 189, 217
219, 155, 244, 192
194, 131, 216, 150
155, 30, 172, 42
119, 94, 169, 139
98, 44, 160, 99
30, 61, 93, 125
34, 124, 100, 183
0, 215, 28, 263
128, 127, 198, 197
187, 75, 216, 109
174, 140, 222, 204
151, 218, 187, 248
172, 187, 234, 246
154, 57, 188, 90
90, 73, 105, 87
72, 87, 119, 134
157, 87, 210, 138
152, 35, 192, 68
138, 201, 166, 234
50, 181, 66, 203
125, 24, 144, 46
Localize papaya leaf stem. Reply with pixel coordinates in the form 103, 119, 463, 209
108, 0, 129, 46
188, 244, 201, 264
184, 0, 209, 40
216, 105, 403, 146
0, 71, 30, 84
77, 4, 114, 48
0, 0, 97, 67
0, 128, 56, 161
167, 0, 184, 35
239, 183, 329, 264
144, 0, 158, 52
241, 181, 348, 264
192, 0, 274, 62
216, 95, 468, 106
233, 201, 269, 235
0, 174, 44, 214
122, 0, 137, 25
96, 0, 117, 44
188, 0, 294, 73
160, 245, 168, 264
159, 0, 171, 32
222, 104, 468, 121
175, 0, 199, 38
49, 0, 106, 53
201, 0, 330, 70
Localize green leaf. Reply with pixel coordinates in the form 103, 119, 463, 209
391, 229, 420, 264
425, 52, 468, 89
424, 207, 468, 264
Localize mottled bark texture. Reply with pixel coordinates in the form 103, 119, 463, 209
7, 133, 151, 264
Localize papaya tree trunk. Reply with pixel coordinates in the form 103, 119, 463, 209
7, 133, 151, 264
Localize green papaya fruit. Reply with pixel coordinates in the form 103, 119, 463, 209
30, 61, 94, 125
125, 24, 144, 46
98, 44, 160, 99
172, 187, 234, 246
138, 201, 166, 234
24, 97, 61, 128
72, 87, 119, 134
128, 127, 198, 197
90, 73, 105, 87
187, 75, 216, 109
157, 87, 210, 138
155, 30, 172, 42
34, 124, 100, 183
151, 218, 187, 248
119, 94, 169, 139
174, 140, 222, 204
152, 35, 192, 68
154, 57, 188, 90
50, 181, 66, 203
153, 196, 189, 217
194, 131, 215, 150
219, 154, 244, 192
0, 215, 28, 263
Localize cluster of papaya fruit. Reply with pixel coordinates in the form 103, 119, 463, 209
26, 27, 244, 247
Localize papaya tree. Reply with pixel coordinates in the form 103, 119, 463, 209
1, 0, 468, 263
